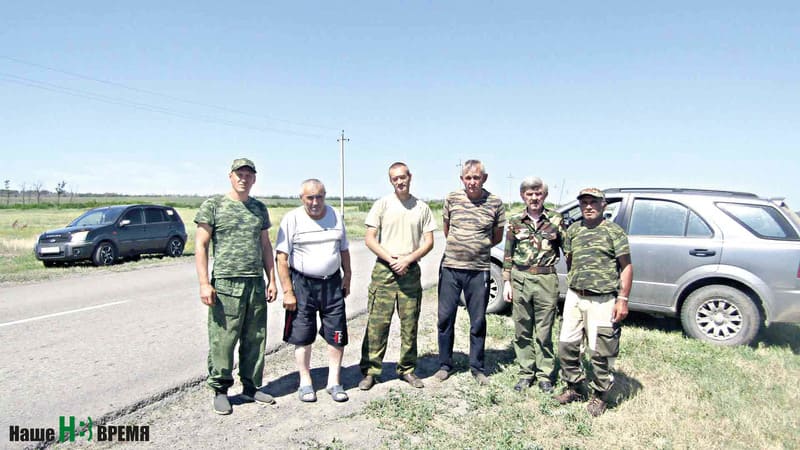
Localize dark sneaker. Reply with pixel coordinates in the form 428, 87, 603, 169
537, 380, 554, 394
434, 368, 451, 381
587, 393, 608, 417
471, 370, 489, 385
401, 373, 424, 388
553, 385, 586, 405
513, 378, 533, 392
241, 390, 275, 405
213, 393, 232, 415
358, 375, 376, 391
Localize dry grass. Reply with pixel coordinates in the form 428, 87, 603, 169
362, 301, 800, 450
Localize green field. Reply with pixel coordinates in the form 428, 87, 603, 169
0, 199, 443, 284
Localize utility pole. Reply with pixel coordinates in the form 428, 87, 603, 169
456, 160, 463, 187
558, 178, 566, 206
337, 130, 349, 216
506, 173, 514, 206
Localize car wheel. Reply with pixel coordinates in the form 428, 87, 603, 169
680, 285, 761, 346
92, 242, 117, 266
165, 237, 184, 257
486, 261, 509, 314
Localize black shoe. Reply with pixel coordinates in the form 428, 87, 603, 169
358, 375, 376, 391
241, 389, 275, 405
213, 393, 232, 415
401, 373, 425, 388
513, 378, 533, 392
537, 380, 554, 393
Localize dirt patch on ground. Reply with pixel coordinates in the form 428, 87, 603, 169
75, 289, 506, 449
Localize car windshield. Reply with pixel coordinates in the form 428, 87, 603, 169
68, 206, 127, 227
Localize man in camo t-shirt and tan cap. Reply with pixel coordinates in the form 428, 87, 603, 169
554, 187, 633, 417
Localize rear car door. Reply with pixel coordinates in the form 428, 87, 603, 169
143, 207, 170, 251
623, 197, 722, 310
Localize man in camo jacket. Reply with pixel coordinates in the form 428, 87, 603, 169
502, 177, 565, 394
554, 187, 633, 417
195, 158, 278, 415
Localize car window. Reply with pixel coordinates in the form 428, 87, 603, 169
70, 207, 125, 226
562, 198, 622, 228
122, 208, 144, 225
145, 208, 167, 224
629, 199, 712, 237
717, 202, 799, 240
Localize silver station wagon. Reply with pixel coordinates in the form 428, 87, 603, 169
489, 188, 800, 346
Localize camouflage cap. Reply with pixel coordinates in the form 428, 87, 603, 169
577, 187, 605, 200
231, 158, 257, 173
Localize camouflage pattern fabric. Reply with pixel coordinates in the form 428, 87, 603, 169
442, 189, 506, 271
195, 195, 271, 278
564, 219, 630, 294
206, 277, 267, 393
511, 270, 559, 382
360, 261, 423, 376
502, 207, 564, 280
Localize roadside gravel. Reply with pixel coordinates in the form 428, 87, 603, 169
69, 288, 509, 449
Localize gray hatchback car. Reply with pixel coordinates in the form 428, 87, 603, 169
489, 188, 800, 346
34, 204, 187, 267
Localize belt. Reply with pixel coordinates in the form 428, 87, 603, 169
291, 267, 339, 281
570, 288, 614, 297
513, 264, 556, 275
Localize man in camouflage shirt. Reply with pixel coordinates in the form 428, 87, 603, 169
554, 188, 633, 417
502, 177, 564, 393
437, 159, 506, 384
195, 158, 278, 415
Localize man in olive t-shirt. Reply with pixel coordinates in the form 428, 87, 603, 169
194, 158, 278, 415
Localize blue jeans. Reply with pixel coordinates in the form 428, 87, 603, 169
437, 266, 489, 374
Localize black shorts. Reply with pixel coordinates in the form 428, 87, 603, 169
283, 269, 348, 347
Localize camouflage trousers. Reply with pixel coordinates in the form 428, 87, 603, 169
207, 276, 267, 394
558, 289, 621, 393
511, 269, 558, 382
360, 261, 423, 377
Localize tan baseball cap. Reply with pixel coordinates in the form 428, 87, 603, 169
231, 158, 257, 173
577, 187, 605, 200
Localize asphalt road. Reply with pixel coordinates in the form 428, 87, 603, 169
0, 233, 445, 435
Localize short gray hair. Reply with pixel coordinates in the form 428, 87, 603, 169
519, 176, 548, 194
300, 178, 326, 195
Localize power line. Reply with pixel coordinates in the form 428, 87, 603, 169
0, 72, 326, 138
1, 55, 338, 132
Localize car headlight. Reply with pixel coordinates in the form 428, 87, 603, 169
70, 231, 89, 243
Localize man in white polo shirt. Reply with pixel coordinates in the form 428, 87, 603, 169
276, 179, 352, 403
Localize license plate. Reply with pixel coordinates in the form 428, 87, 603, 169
39, 246, 60, 255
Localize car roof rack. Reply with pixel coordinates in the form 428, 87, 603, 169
603, 188, 759, 198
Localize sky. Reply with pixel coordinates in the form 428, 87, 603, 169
2, 2, 798, 206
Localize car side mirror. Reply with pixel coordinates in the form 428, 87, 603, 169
562, 214, 575, 228
119, 219, 131, 227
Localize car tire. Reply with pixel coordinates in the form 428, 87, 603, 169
165, 237, 184, 257
92, 241, 117, 266
680, 285, 761, 346
486, 261, 509, 314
